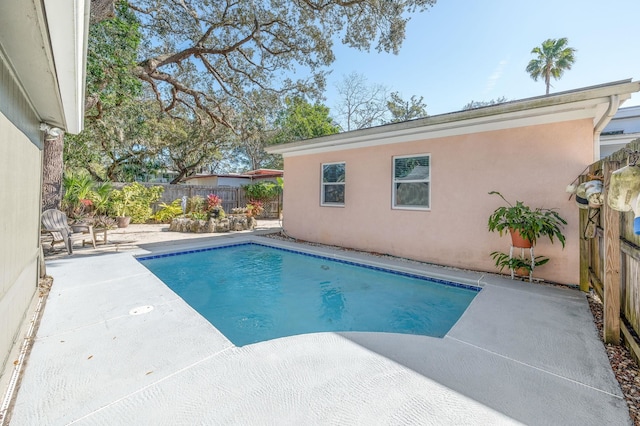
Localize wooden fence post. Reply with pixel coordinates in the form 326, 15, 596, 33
603, 160, 621, 344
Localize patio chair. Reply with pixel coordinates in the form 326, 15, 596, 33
41, 209, 96, 254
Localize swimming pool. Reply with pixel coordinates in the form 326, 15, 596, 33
138, 243, 480, 346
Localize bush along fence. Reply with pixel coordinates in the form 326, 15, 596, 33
580, 138, 640, 362
112, 182, 283, 219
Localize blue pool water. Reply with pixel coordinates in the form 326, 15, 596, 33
138, 243, 480, 346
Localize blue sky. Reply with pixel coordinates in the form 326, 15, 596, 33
322, 0, 640, 116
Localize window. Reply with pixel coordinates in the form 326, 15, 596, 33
393, 154, 430, 209
321, 162, 345, 206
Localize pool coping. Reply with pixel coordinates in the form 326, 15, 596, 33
136, 239, 483, 292
7, 233, 632, 425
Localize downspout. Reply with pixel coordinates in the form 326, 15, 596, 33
593, 94, 620, 161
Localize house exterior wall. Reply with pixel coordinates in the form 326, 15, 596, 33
282, 119, 594, 284
183, 176, 219, 186
601, 105, 640, 158
0, 105, 42, 373
218, 177, 251, 187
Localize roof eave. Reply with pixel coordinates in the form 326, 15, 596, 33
266, 79, 640, 157
0, 0, 90, 133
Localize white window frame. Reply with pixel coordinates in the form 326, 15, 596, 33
392, 154, 431, 211
321, 162, 346, 207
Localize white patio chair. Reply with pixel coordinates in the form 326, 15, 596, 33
41, 209, 96, 254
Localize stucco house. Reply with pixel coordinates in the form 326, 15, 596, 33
0, 0, 89, 380
267, 80, 640, 285
182, 169, 284, 187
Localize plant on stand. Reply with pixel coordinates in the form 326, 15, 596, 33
487, 191, 566, 280
490, 252, 550, 277
488, 191, 566, 247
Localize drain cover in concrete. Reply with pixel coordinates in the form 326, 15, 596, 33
129, 305, 154, 315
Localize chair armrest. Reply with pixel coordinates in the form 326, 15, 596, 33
42, 227, 67, 233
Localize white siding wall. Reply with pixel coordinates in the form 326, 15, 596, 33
0, 57, 42, 375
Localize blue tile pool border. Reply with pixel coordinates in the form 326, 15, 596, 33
137, 242, 482, 292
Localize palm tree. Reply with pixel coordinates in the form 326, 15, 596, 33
526, 38, 576, 95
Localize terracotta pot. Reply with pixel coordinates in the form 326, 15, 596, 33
509, 228, 533, 248
116, 216, 131, 228
515, 267, 530, 277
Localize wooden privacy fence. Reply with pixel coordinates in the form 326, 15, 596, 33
114, 182, 282, 219
580, 138, 640, 360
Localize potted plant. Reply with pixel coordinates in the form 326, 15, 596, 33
490, 251, 550, 277
109, 188, 135, 228
487, 191, 567, 248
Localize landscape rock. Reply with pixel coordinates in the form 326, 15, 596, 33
169, 215, 255, 233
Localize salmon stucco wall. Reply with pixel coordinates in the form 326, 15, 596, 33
282, 119, 594, 285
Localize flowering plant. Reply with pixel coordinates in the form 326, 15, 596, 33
207, 194, 222, 210
246, 200, 264, 217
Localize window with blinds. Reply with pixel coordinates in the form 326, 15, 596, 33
393, 154, 430, 210
321, 162, 345, 206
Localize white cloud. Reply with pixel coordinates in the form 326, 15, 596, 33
484, 60, 508, 94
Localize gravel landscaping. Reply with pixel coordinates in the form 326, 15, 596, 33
588, 294, 640, 425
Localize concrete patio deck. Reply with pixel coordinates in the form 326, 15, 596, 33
6, 224, 631, 425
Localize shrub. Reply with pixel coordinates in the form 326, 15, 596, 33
62, 171, 96, 218
242, 181, 282, 202
246, 200, 264, 217
187, 195, 205, 214
152, 199, 183, 223
207, 194, 222, 209
109, 183, 163, 223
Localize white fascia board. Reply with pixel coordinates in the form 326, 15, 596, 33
601, 132, 640, 145
268, 80, 640, 158
43, 0, 90, 134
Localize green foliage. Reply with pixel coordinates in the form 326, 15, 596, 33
188, 211, 209, 221
85, 1, 142, 115
62, 171, 95, 217
65, 98, 163, 181
386, 92, 428, 123
273, 97, 340, 144
109, 183, 163, 223
152, 199, 184, 223
487, 191, 567, 247
152, 113, 231, 184
62, 171, 114, 218
243, 181, 282, 202
525, 37, 576, 94
187, 196, 205, 214
89, 181, 113, 215
490, 251, 550, 274
462, 97, 509, 110
131, 1, 433, 126
183, 195, 226, 220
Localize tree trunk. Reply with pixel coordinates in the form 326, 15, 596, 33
41, 132, 65, 211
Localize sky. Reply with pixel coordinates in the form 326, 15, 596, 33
322, 0, 640, 116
